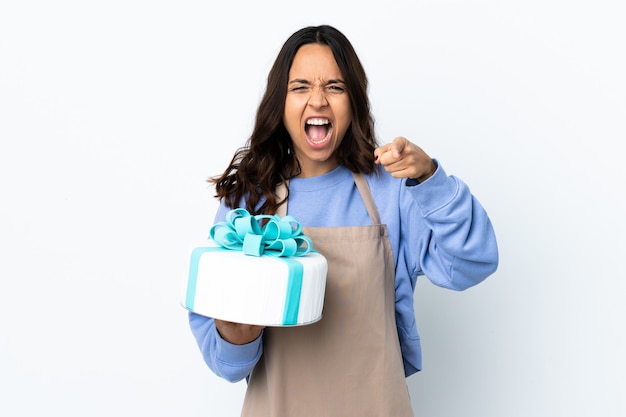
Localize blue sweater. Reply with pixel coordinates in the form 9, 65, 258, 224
189, 162, 498, 382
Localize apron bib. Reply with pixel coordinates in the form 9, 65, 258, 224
241, 173, 413, 417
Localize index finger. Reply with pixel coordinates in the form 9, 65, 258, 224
390, 137, 408, 158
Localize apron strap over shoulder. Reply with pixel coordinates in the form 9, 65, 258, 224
352, 173, 381, 225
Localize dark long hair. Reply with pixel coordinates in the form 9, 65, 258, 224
210, 25, 378, 215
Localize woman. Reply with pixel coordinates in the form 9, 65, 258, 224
189, 25, 498, 416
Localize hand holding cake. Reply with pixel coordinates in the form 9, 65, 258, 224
213, 319, 264, 345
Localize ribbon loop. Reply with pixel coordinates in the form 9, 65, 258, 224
242, 233, 264, 257
209, 209, 314, 257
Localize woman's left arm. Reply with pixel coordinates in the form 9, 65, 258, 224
376, 137, 499, 290
406, 165, 499, 290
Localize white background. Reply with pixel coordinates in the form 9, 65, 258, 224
1, 1, 625, 416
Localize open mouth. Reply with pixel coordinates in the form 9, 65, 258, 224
305, 118, 333, 145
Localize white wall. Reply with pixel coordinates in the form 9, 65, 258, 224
1, 1, 624, 416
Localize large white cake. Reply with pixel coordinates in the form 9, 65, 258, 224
181, 209, 328, 326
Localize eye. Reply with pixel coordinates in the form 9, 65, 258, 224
289, 85, 310, 93
326, 84, 345, 94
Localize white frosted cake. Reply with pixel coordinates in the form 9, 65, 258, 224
181, 209, 328, 326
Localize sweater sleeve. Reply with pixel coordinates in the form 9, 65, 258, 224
406, 162, 499, 290
188, 313, 263, 383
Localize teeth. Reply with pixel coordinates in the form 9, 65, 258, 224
306, 118, 330, 126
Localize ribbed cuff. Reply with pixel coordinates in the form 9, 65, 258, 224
215, 329, 263, 365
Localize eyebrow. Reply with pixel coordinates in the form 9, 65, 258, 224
288, 78, 346, 85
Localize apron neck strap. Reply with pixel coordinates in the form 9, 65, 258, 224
352, 172, 381, 225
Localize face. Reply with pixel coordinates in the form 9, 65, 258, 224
283, 43, 352, 178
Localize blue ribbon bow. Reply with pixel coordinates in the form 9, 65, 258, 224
209, 208, 314, 257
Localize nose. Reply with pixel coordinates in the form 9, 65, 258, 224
308, 86, 328, 108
